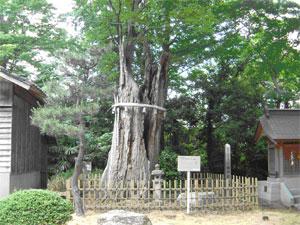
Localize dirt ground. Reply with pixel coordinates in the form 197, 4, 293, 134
67, 209, 300, 225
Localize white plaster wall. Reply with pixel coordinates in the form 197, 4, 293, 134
10, 171, 41, 192
0, 173, 10, 199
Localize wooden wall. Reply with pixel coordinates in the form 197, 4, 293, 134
40, 135, 49, 188
0, 78, 50, 194
0, 80, 13, 173
10, 87, 44, 175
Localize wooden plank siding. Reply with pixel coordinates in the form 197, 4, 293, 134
0, 80, 13, 173
40, 136, 49, 188
11, 93, 42, 174
0, 80, 13, 106
0, 75, 50, 197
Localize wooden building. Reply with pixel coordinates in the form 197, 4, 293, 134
255, 109, 300, 209
0, 70, 51, 198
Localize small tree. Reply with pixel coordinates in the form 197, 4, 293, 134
32, 46, 111, 216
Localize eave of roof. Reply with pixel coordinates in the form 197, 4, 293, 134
255, 109, 300, 143
0, 70, 45, 103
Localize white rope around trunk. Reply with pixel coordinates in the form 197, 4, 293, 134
112, 103, 166, 112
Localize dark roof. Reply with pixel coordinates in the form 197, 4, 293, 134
0, 69, 45, 103
257, 109, 300, 142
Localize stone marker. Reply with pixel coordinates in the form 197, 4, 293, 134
97, 210, 152, 225
224, 144, 231, 180
177, 192, 215, 207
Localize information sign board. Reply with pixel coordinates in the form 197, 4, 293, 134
178, 156, 201, 172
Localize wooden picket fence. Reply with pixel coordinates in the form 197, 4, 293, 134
189, 172, 224, 180
66, 173, 258, 212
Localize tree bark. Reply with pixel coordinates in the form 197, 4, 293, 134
142, 42, 169, 170
71, 119, 85, 216
101, 38, 170, 187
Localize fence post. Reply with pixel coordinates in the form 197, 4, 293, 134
151, 164, 164, 204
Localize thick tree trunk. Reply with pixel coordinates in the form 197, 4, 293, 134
71, 121, 85, 216
142, 44, 169, 170
101, 40, 169, 187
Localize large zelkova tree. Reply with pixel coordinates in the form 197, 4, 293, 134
32, 45, 111, 216
74, 0, 215, 186
0, 0, 66, 81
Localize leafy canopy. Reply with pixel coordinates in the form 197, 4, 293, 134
0, 0, 67, 83
32, 44, 112, 138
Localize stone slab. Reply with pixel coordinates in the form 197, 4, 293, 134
97, 210, 152, 225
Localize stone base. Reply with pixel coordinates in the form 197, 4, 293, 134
258, 177, 300, 208
97, 210, 152, 225
258, 178, 282, 206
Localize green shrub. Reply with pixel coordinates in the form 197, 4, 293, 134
0, 189, 73, 225
159, 147, 179, 179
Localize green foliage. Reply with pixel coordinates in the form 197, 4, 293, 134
71, 0, 299, 180
184, 62, 269, 177
164, 0, 299, 179
159, 147, 179, 180
32, 102, 100, 137
44, 102, 113, 175
214, 0, 300, 107
31, 45, 113, 171
0, 0, 67, 78
85, 132, 112, 169
47, 137, 78, 175
6, 0, 296, 181
163, 96, 208, 172
0, 190, 73, 225
74, 0, 215, 81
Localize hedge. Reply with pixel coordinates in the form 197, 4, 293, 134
0, 189, 73, 225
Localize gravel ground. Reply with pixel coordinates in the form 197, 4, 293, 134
67, 209, 300, 225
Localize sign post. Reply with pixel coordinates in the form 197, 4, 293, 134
187, 170, 191, 214
178, 156, 201, 214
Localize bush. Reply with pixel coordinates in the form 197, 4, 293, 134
159, 147, 179, 180
0, 190, 73, 225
